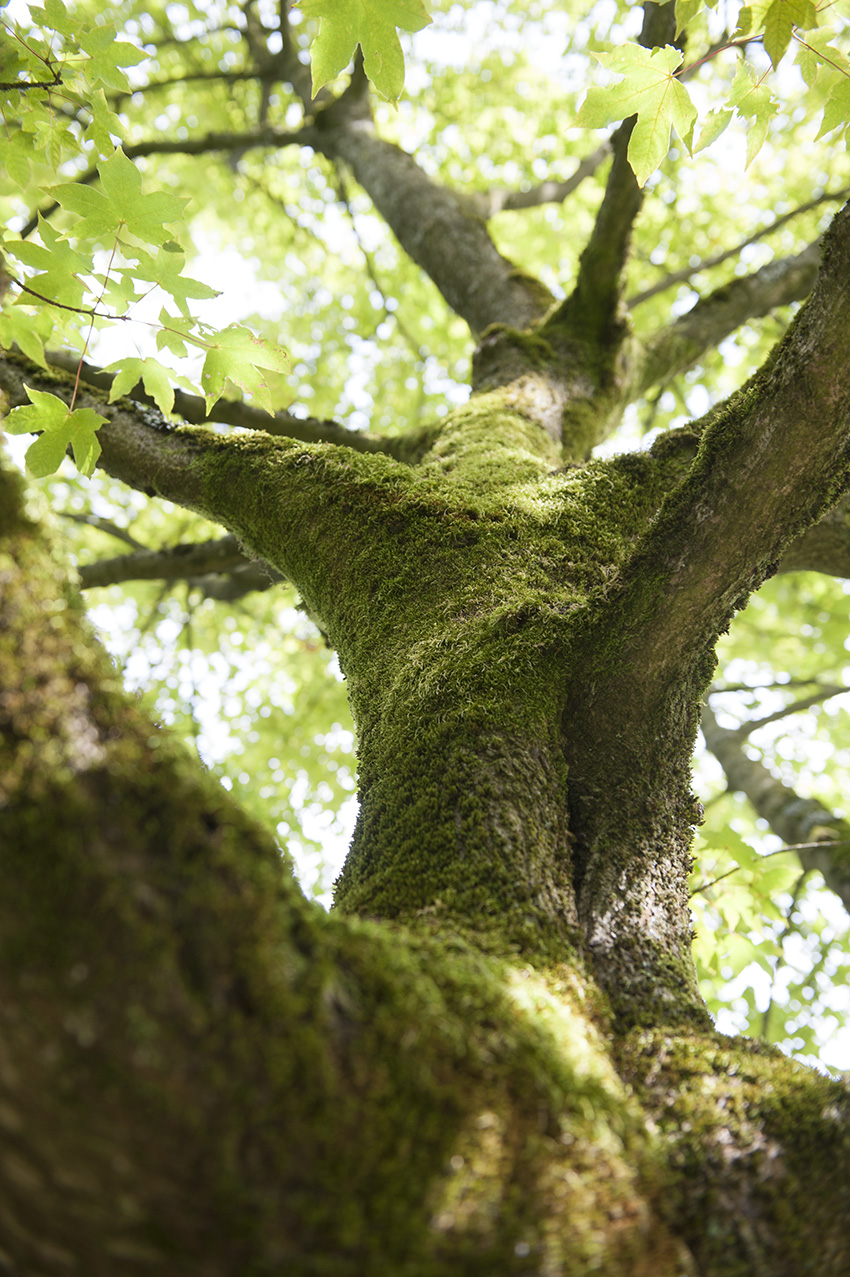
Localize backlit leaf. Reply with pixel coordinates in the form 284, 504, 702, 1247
297, 0, 432, 104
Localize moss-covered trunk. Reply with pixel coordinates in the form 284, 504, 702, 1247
3, 326, 850, 1272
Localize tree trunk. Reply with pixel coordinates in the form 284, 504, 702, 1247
3, 313, 850, 1275
3, 0, 850, 1262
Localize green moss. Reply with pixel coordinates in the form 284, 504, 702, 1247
619, 1029, 850, 1276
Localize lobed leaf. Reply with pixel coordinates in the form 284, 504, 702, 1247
575, 44, 696, 185
4, 386, 106, 477
297, 0, 432, 104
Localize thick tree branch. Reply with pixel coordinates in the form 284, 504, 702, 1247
311, 66, 552, 334
564, 201, 850, 790
634, 240, 821, 394
776, 492, 850, 577
701, 701, 850, 912
0, 349, 416, 632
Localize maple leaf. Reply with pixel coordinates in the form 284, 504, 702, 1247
199, 325, 290, 413
297, 0, 432, 104
49, 148, 188, 246
4, 386, 106, 477
131, 244, 220, 318
77, 22, 148, 91
737, 0, 818, 67
728, 60, 778, 167
575, 44, 696, 186
817, 80, 850, 142
104, 357, 180, 416
6, 217, 90, 308
674, 0, 703, 37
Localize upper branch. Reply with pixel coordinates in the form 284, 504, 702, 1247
18, 126, 318, 239
310, 66, 552, 334
549, 2, 678, 346
460, 143, 610, 219
777, 492, 850, 576
44, 351, 394, 455
629, 185, 850, 308
569, 201, 850, 741
77, 534, 255, 588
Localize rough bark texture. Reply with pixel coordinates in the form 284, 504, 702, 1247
3, 2, 850, 1270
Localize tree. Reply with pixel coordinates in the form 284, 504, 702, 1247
1, 0, 850, 1270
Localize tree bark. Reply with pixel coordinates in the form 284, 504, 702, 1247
3, 2, 850, 1264
4, 197, 850, 1269
3, 398, 850, 1274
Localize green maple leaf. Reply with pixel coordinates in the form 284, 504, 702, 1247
0, 309, 52, 369
728, 60, 778, 167
817, 80, 850, 141
131, 244, 220, 318
674, 0, 704, 36
297, 0, 432, 104
575, 44, 696, 186
796, 29, 850, 88
49, 148, 188, 246
77, 23, 147, 91
156, 309, 196, 359
199, 325, 290, 413
4, 386, 106, 477
763, 0, 818, 67
30, 0, 77, 37
104, 356, 178, 415
737, 0, 818, 66
735, 1, 772, 37
6, 218, 90, 307
694, 107, 733, 153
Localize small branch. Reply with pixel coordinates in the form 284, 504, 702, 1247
20, 125, 320, 239
629, 186, 850, 308
691, 846, 840, 897
759, 869, 812, 1044
0, 72, 63, 91
711, 685, 848, 742
110, 66, 269, 103
60, 512, 146, 551
331, 163, 424, 360
460, 143, 611, 220
197, 559, 286, 601
77, 534, 248, 588
549, 1, 678, 344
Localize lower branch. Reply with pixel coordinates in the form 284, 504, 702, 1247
701, 702, 850, 912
